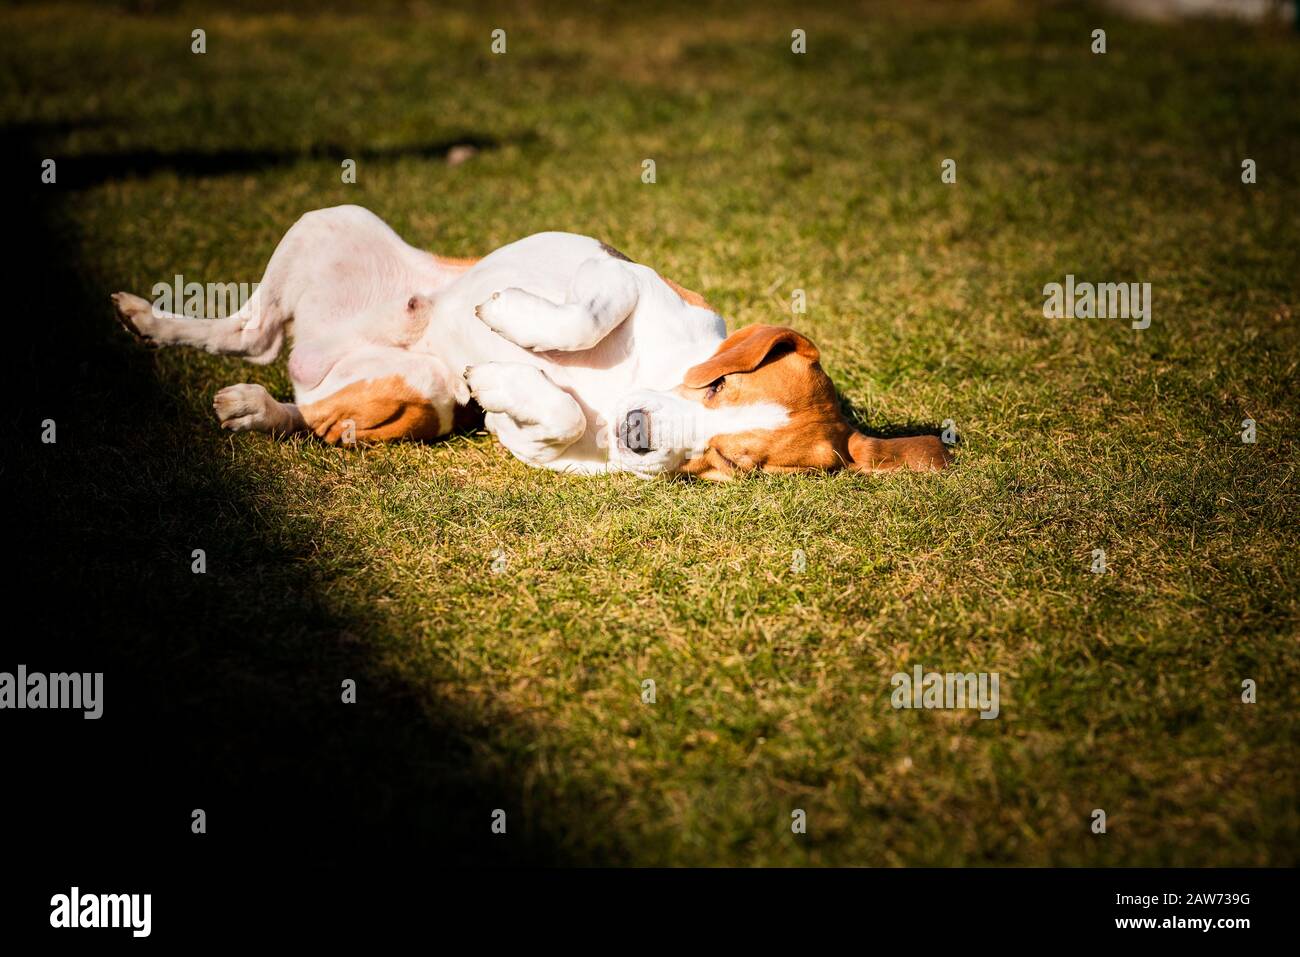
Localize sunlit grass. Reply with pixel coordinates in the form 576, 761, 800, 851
9, 0, 1298, 865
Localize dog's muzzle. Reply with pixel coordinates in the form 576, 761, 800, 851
607, 390, 710, 478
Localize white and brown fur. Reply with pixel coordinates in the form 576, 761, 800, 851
112, 205, 948, 478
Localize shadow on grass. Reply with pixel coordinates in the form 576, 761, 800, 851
7, 121, 595, 874
18, 121, 534, 189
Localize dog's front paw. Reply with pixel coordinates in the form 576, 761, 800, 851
474, 288, 550, 349
463, 364, 512, 414
473, 289, 512, 330
111, 292, 160, 345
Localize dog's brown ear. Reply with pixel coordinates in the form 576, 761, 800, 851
683, 325, 820, 388
847, 432, 951, 472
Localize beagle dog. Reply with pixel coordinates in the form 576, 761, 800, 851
111, 204, 949, 479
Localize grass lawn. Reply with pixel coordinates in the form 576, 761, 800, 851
8, 0, 1299, 866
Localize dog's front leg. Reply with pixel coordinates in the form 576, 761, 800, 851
473, 256, 638, 352
464, 362, 587, 466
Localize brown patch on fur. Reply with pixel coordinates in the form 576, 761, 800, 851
431, 254, 481, 272
301, 375, 446, 445
661, 276, 712, 311
676, 324, 950, 479
598, 242, 634, 262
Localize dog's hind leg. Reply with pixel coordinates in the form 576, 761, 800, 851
111, 286, 286, 364
110, 205, 446, 364
291, 346, 472, 445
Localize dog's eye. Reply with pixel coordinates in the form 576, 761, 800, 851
706, 377, 726, 398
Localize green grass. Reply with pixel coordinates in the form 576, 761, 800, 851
8, 0, 1299, 866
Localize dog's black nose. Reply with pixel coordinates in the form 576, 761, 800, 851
622, 409, 653, 454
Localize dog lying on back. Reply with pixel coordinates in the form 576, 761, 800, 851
112, 205, 949, 479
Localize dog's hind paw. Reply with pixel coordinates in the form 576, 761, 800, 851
111, 292, 159, 346
213, 383, 279, 433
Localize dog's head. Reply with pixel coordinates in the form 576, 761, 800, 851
609, 324, 951, 480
